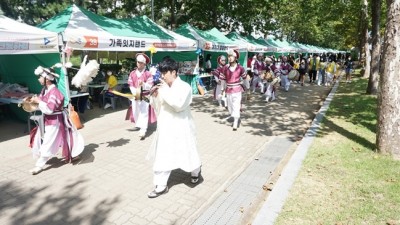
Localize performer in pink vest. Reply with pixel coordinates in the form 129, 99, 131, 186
220, 49, 248, 131
263, 57, 277, 102
279, 56, 293, 92
211, 55, 227, 107
251, 53, 266, 93
128, 53, 157, 139
29, 66, 84, 175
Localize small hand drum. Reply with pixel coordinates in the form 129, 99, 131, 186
18, 96, 39, 112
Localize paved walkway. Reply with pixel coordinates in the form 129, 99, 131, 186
0, 82, 331, 225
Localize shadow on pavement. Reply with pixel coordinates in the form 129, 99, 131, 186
73, 143, 99, 165
0, 178, 120, 225
191, 83, 331, 141
167, 169, 204, 189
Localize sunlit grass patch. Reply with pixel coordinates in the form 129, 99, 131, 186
275, 76, 400, 225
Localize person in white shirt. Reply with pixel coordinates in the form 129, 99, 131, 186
146, 57, 202, 198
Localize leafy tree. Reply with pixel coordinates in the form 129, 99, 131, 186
377, 0, 400, 159
366, 0, 381, 95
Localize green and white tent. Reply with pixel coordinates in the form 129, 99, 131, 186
118, 16, 197, 62
38, 4, 197, 52
175, 24, 240, 52
0, 15, 64, 120
226, 32, 273, 53
175, 24, 247, 66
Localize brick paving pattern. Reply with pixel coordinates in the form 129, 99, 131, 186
0, 83, 330, 225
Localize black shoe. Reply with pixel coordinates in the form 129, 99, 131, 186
191, 169, 201, 184
147, 186, 168, 198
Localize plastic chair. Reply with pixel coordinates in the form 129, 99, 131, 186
27, 112, 44, 137
102, 91, 122, 110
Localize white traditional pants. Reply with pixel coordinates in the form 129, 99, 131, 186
251, 75, 264, 93
281, 75, 290, 91
264, 83, 275, 101
35, 124, 62, 168
227, 92, 242, 118
215, 84, 224, 106
132, 100, 149, 131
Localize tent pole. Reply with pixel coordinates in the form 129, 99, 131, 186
151, 0, 154, 21
59, 33, 71, 110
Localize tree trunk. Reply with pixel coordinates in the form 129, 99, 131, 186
367, 0, 381, 94
212, 1, 218, 28
377, 0, 400, 160
362, 0, 371, 78
169, 0, 176, 30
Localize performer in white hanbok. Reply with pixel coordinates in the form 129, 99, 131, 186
146, 58, 202, 198
220, 49, 248, 130
128, 53, 156, 139
279, 56, 293, 92
28, 66, 84, 175
211, 55, 227, 107
263, 57, 277, 102
251, 53, 266, 93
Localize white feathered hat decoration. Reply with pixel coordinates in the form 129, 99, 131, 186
71, 55, 100, 88
34, 66, 59, 81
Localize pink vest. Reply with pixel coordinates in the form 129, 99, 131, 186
221, 64, 246, 94
39, 87, 64, 126
128, 69, 153, 88
212, 65, 227, 79
280, 62, 292, 75
254, 61, 266, 74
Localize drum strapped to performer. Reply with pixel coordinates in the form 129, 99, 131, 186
288, 70, 300, 80
263, 71, 274, 82
270, 76, 281, 86
259, 70, 267, 80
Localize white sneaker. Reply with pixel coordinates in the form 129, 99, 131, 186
29, 166, 43, 175
104, 103, 111, 109
139, 130, 146, 139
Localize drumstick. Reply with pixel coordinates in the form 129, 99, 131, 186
109, 90, 134, 99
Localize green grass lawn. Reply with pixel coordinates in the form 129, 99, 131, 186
275, 74, 400, 225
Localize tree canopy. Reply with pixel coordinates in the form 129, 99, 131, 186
0, 0, 386, 52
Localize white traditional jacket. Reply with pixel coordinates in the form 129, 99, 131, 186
148, 77, 201, 172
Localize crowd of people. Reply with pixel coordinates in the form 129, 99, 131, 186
26, 50, 354, 199
27, 54, 202, 199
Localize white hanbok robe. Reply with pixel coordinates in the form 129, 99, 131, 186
147, 77, 201, 172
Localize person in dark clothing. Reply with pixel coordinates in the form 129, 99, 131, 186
344, 55, 353, 83
298, 57, 308, 86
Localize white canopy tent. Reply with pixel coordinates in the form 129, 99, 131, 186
0, 15, 66, 121
38, 5, 197, 52
0, 15, 59, 55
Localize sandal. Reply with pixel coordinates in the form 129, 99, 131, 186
147, 186, 168, 198
29, 166, 43, 175
191, 169, 201, 184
